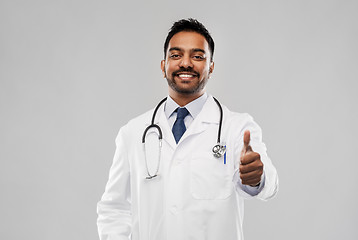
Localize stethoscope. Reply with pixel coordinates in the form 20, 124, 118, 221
142, 97, 226, 179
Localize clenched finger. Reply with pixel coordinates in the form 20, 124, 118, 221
241, 151, 261, 165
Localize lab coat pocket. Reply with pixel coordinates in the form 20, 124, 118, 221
190, 153, 233, 200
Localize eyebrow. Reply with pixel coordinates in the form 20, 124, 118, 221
192, 48, 206, 54
168, 47, 182, 52
168, 47, 206, 54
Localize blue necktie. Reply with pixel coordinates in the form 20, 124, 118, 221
172, 107, 189, 144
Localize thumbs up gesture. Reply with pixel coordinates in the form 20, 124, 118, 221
239, 130, 264, 187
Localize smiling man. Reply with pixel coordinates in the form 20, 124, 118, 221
161, 30, 213, 106
97, 18, 278, 240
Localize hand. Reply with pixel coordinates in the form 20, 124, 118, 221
239, 130, 264, 187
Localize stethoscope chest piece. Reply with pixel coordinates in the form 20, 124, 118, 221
212, 144, 226, 158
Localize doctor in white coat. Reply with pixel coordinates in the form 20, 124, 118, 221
97, 18, 278, 240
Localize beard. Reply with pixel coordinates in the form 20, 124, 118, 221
165, 67, 208, 95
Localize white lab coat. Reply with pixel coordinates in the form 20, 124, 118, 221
97, 95, 278, 240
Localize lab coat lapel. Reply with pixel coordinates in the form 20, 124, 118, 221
155, 105, 177, 149
180, 96, 220, 143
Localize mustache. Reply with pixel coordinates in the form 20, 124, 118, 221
172, 67, 200, 77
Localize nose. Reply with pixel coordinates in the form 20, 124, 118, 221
179, 55, 193, 68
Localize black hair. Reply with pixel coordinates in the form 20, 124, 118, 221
164, 18, 214, 61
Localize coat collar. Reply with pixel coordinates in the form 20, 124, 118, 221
194, 95, 221, 124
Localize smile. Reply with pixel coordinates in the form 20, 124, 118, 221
174, 72, 198, 80
179, 74, 195, 78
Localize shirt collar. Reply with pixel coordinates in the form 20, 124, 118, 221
164, 92, 208, 119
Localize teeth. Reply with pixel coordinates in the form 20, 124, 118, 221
179, 74, 194, 78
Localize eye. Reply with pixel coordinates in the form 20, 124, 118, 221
169, 54, 181, 59
193, 55, 205, 60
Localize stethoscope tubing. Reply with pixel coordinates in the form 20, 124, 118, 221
142, 97, 167, 144
142, 96, 224, 179
212, 97, 223, 144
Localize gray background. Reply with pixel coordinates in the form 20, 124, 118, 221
1, 0, 357, 239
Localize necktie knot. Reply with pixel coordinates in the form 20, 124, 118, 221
176, 107, 189, 119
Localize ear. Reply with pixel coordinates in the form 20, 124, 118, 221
209, 61, 214, 75
160, 60, 166, 78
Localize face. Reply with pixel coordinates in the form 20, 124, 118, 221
161, 31, 214, 98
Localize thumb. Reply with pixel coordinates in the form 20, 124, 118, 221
243, 130, 252, 153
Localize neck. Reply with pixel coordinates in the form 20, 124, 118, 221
169, 90, 205, 107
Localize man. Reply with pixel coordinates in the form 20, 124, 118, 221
97, 18, 278, 240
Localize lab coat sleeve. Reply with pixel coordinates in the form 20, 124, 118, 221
97, 126, 131, 240
235, 171, 266, 196
233, 114, 279, 201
